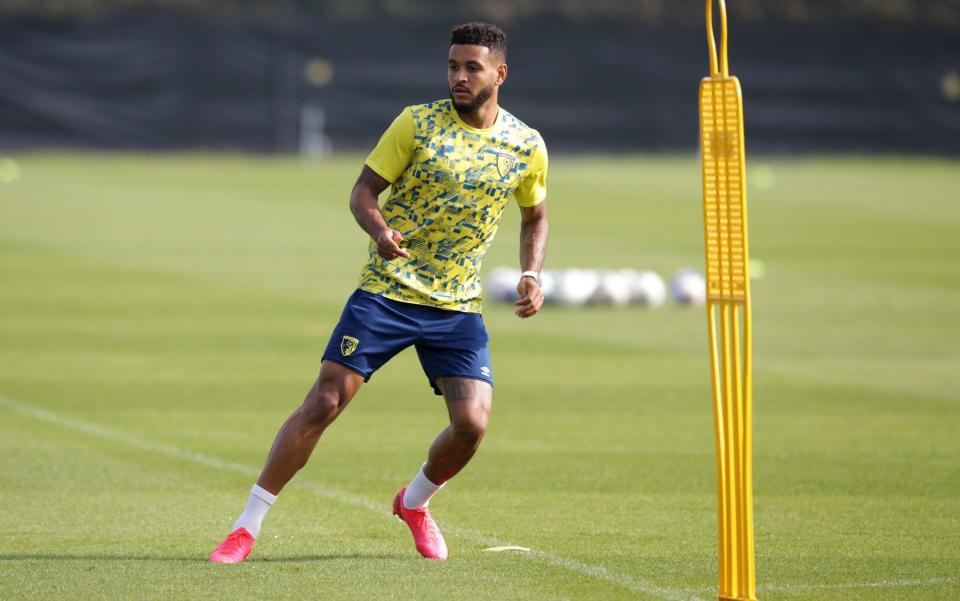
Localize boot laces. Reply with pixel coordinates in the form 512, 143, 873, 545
221, 530, 248, 553
412, 508, 440, 543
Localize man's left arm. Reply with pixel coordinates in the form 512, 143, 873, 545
515, 200, 549, 318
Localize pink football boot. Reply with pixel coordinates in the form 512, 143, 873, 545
392, 487, 449, 560
209, 527, 255, 564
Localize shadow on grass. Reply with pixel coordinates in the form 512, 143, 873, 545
0, 553, 406, 563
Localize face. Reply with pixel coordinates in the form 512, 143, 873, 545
447, 44, 507, 114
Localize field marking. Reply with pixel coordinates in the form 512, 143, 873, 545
0, 394, 700, 601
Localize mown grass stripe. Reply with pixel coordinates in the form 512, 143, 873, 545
0, 393, 699, 601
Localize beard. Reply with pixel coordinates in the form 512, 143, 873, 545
449, 83, 495, 114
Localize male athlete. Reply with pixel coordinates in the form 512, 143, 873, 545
210, 22, 548, 563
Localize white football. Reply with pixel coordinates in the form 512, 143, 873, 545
671, 269, 707, 305
628, 270, 667, 308
556, 269, 600, 306
485, 267, 521, 302
592, 270, 633, 306
539, 269, 559, 303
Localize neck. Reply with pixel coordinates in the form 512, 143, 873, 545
456, 99, 500, 129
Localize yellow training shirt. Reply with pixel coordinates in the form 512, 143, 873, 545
359, 99, 548, 313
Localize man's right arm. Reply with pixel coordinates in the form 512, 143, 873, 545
349, 165, 411, 260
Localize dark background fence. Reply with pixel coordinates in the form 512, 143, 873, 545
1, 5, 958, 154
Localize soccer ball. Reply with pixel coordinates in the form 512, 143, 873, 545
539, 269, 559, 303
591, 270, 633, 306
555, 269, 600, 306
670, 269, 706, 305
485, 266, 521, 302
628, 270, 667, 308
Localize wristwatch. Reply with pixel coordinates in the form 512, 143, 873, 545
520, 270, 542, 287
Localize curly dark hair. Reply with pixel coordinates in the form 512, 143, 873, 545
450, 22, 507, 58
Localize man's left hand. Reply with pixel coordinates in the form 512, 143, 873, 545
514, 277, 544, 318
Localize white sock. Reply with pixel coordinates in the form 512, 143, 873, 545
402, 463, 445, 509
232, 484, 277, 538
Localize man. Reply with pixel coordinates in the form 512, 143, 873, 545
209, 21, 548, 563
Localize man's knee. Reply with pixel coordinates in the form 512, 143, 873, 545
300, 385, 345, 428
441, 378, 492, 450
451, 409, 488, 449
299, 363, 364, 429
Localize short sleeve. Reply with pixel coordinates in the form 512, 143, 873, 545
364, 108, 416, 183
514, 133, 548, 207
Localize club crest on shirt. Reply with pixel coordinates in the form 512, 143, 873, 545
496, 153, 517, 178
341, 336, 359, 356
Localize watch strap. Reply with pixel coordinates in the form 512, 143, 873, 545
520, 270, 542, 287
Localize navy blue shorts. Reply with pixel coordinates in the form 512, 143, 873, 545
321, 289, 492, 395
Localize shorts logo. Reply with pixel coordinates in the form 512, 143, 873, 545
341, 336, 359, 356
496, 153, 516, 178
480, 366, 491, 377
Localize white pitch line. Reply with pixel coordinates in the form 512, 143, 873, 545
0, 394, 700, 601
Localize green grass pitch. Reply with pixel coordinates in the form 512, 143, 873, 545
1, 153, 958, 600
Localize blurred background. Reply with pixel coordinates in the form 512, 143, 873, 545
1, 0, 959, 154
2, 4, 959, 600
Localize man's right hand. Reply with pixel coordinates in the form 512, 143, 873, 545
376, 229, 412, 260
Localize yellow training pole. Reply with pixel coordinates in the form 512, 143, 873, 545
699, 1, 757, 600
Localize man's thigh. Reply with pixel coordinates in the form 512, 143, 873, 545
310, 360, 367, 406
415, 309, 492, 395
435, 377, 493, 426
416, 344, 493, 395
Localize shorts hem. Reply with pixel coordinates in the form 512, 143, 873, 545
429, 373, 494, 396
321, 356, 372, 382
